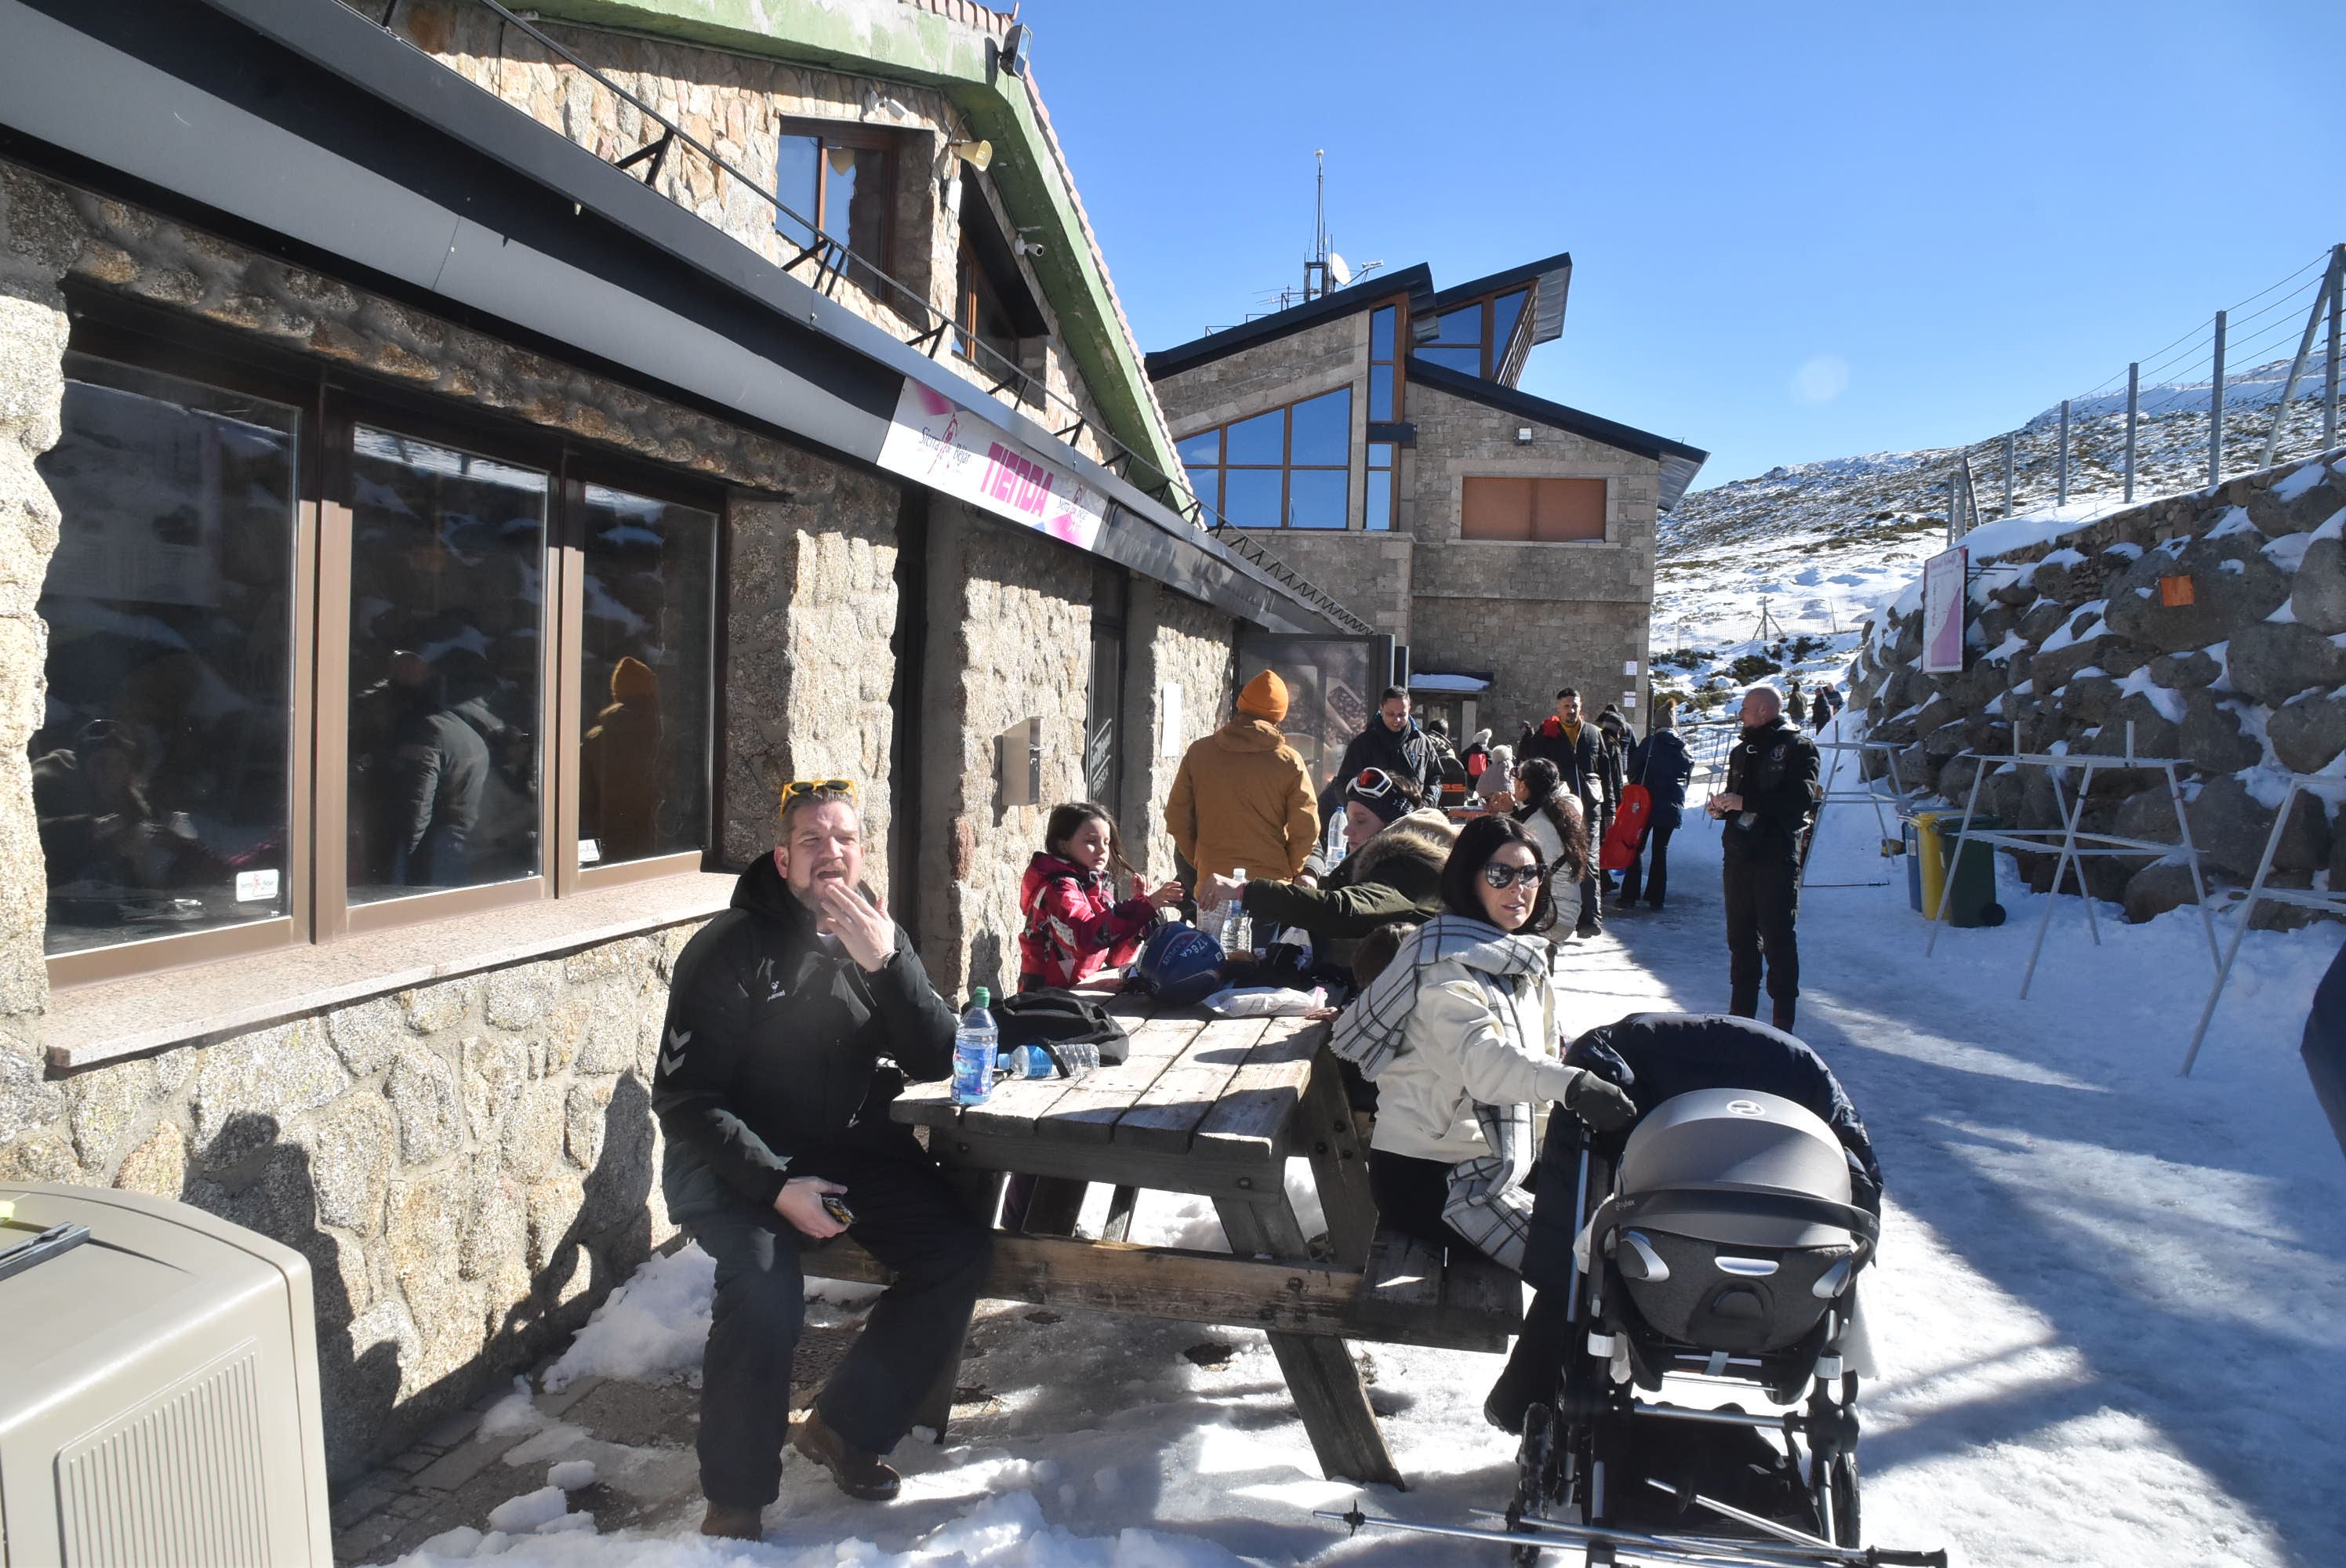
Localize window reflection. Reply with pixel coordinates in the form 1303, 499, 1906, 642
32, 358, 298, 956
578, 487, 717, 868
346, 429, 547, 904
1176, 387, 1351, 530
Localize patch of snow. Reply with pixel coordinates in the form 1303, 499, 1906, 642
482, 1487, 569, 1534
477, 1382, 546, 1439
546, 1461, 597, 1491
2264, 532, 2315, 572
1983, 631, 2029, 663
2205, 506, 2261, 539
2116, 666, 2188, 724
2268, 599, 2300, 623
2217, 558, 2246, 575
2312, 507, 2346, 543
2274, 459, 2332, 502
544, 1246, 716, 1391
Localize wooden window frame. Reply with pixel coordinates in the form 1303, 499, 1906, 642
771, 114, 900, 272
1368, 300, 1407, 422
43, 304, 726, 989
1173, 386, 1353, 532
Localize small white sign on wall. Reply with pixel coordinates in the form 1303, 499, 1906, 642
234, 869, 279, 903
1159, 682, 1185, 759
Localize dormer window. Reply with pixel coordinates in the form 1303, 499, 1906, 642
1414, 288, 1531, 381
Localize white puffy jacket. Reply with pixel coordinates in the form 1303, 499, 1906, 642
1368, 947, 1579, 1163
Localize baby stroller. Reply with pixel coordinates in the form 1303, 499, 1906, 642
1320, 1014, 1947, 1566
1503, 1013, 1941, 1566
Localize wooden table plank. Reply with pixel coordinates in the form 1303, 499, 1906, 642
1111, 1018, 1269, 1153
1192, 1017, 1323, 1160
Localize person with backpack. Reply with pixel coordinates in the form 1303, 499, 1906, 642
1620, 705, 1694, 909
1708, 686, 1822, 1029
1017, 802, 1182, 992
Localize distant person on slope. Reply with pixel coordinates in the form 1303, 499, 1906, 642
1707, 686, 1821, 1031
1786, 680, 1809, 727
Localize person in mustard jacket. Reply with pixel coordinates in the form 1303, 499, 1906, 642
1164, 670, 1320, 887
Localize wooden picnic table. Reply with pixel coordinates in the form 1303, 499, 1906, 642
799, 991, 1523, 1488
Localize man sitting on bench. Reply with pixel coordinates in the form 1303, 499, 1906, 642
652, 782, 991, 1541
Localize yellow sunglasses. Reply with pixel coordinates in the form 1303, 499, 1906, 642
779, 779, 859, 810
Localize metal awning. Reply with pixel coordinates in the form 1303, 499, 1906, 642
1411, 672, 1494, 694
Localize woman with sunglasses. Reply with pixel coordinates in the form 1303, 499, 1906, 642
1329, 815, 1635, 1270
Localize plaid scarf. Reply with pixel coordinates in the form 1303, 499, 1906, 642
1331, 914, 1551, 1270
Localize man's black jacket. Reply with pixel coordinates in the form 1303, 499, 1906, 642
1318, 717, 1435, 822
652, 854, 957, 1211
1721, 717, 1821, 862
1520, 717, 1603, 814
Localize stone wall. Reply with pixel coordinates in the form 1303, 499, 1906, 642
1122, 578, 1237, 882
372, 0, 1120, 465
723, 482, 905, 892
1849, 449, 2346, 923
0, 933, 695, 1479
1251, 532, 1415, 635
1154, 312, 1364, 437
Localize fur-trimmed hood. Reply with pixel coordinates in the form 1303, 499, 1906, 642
1347, 808, 1458, 906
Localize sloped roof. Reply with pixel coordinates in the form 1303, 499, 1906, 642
1144, 265, 1434, 379
1405, 358, 1709, 512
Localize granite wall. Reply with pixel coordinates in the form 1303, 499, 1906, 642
1849, 448, 2346, 923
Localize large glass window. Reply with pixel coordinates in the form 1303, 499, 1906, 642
1460, 476, 1607, 542
1413, 289, 1531, 380
33, 320, 727, 975
346, 430, 548, 905
578, 488, 718, 869
32, 357, 298, 957
1368, 304, 1400, 421
1175, 386, 1353, 530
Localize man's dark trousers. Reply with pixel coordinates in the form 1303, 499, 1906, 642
1620, 822, 1675, 906
1723, 849, 1799, 1016
687, 1149, 991, 1508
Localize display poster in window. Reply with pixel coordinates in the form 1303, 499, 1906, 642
1921, 546, 1967, 674
877, 379, 1106, 552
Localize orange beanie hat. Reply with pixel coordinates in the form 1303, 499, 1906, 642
1237, 670, 1290, 723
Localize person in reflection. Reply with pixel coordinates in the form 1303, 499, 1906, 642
654, 784, 987, 1541
579, 655, 666, 862
383, 650, 488, 888
31, 717, 228, 901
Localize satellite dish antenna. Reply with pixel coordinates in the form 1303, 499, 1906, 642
1327, 252, 1352, 288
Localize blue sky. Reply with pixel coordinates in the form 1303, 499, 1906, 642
1019, 1, 2343, 489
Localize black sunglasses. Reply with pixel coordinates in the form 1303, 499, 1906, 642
1480, 858, 1547, 891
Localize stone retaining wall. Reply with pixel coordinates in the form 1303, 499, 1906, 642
1849, 448, 2346, 923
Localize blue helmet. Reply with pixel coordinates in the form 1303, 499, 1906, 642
1135, 923, 1224, 1007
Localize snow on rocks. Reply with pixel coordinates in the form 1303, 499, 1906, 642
545, 1247, 717, 1391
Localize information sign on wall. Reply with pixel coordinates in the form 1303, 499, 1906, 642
1921, 546, 1968, 674
876, 379, 1108, 551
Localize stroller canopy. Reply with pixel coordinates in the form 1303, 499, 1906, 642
1618, 1088, 1859, 1250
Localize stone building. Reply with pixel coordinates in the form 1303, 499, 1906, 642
1149, 256, 1708, 764
0, 0, 1364, 1476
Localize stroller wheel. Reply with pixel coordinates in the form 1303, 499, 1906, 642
1811, 1447, 1860, 1547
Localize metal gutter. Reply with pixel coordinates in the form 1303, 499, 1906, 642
0, 0, 1339, 633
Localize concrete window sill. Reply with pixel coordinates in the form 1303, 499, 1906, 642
41, 872, 737, 1072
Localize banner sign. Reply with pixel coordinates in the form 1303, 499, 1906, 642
876, 379, 1107, 552
1921, 546, 1967, 673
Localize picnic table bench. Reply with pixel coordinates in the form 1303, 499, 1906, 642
797, 992, 1524, 1487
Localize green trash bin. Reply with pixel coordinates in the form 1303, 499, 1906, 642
1918, 811, 2005, 927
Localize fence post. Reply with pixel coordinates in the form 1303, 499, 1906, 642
2209, 309, 2226, 485
2057, 398, 2070, 504
2002, 432, 2015, 516
2123, 362, 2139, 502
2327, 242, 2344, 454
2261, 249, 2343, 471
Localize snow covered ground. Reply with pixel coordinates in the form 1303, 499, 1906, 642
365, 746, 2346, 1568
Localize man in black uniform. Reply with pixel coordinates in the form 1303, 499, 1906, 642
653, 783, 990, 1541
1521, 687, 1606, 936
1708, 687, 1821, 1030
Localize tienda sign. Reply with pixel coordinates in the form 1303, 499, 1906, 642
876, 379, 1106, 551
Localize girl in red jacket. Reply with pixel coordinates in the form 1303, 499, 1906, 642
1018, 802, 1182, 991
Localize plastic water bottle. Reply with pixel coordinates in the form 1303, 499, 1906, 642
1222, 867, 1253, 956
950, 988, 998, 1105
1010, 1042, 1055, 1079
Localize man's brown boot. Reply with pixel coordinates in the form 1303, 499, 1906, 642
792, 1408, 901, 1501
699, 1502, 763, 1540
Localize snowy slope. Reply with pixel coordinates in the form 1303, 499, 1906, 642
365, 758, 2346, 1568
1652, 361, 2338, 715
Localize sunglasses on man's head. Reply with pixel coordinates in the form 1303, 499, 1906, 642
1480, 858, 1547, 891
779, 779, 858, 804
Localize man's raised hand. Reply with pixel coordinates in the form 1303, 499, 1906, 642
814, 879, 895, 971
775, 1176, 850, 1239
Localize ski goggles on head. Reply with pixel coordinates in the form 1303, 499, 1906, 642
1349, 768, 1401, 800
1480, 858, 1547, 891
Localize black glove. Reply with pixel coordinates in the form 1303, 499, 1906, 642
1563, 1070, 1637, 1134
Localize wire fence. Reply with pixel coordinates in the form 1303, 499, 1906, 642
389, 0, 1377, 634
1942, 243, 2344, 543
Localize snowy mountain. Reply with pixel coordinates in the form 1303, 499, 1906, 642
1651, 358, 2340, 717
